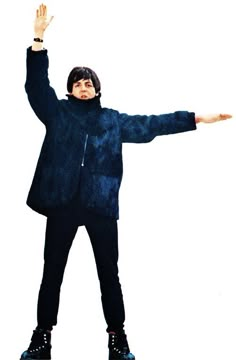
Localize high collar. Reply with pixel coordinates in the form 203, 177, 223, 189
66, 94, 102, 114
66, 94, 106, 135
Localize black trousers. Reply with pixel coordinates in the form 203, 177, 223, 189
37, 210, 125, 333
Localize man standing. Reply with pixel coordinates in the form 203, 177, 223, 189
20, 4, 232, 360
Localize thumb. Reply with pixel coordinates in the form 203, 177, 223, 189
49, 15, 54, 24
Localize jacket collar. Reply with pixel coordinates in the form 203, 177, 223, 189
65, 94, 112, 135
66, 94, 102, 114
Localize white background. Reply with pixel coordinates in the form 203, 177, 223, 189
1, 0, 236, 359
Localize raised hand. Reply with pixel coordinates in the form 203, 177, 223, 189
34, 3, 54, 37
195, 113, 233, 124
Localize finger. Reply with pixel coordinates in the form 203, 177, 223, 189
39, 4, 43, 17
41, 3, 45, 17
42, 4, 45, 17
220, 114, 233, 120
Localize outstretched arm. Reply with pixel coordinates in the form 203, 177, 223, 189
119, 111, 197, 143
119, 111, 233, 143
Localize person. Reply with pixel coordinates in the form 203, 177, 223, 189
20, 4, 232, 360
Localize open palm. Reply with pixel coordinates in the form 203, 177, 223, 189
34, 3, 53, 34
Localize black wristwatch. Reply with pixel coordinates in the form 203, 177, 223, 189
33, 38, 43, 43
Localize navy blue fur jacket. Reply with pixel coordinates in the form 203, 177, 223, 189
25, 47, 196, 219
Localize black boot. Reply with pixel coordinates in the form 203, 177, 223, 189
20, 328, 51, 359
108, 331, 135, 360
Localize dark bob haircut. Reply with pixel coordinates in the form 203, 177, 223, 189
67, 66, 101, 95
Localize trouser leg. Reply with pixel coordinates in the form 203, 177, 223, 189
85, 216, 125, 333
37, 215, 78, 329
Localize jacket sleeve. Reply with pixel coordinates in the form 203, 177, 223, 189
118, 111, 197, 143
25, 47, 60, 126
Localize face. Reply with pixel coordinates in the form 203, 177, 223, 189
71, 78, 96, 100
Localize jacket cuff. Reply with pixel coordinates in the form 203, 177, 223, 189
27, 46, 47, 54
189, 112, 197, 130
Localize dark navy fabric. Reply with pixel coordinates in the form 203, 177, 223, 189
25, 47, 197, 219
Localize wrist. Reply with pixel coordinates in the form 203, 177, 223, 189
32, 35, 44, 51
34, 31, 44, 39
195, 115, 201, 123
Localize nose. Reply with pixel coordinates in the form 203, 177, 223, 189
80, 83, 87, 91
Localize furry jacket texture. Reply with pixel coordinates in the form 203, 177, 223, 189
25, 47, 196, 219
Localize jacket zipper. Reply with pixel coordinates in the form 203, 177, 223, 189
81, 133, 88, 167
